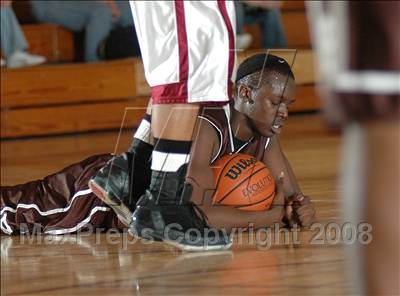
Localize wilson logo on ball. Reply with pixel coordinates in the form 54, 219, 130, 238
224, 157, 257, 180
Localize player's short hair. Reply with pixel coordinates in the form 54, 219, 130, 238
236, 54, 295, 88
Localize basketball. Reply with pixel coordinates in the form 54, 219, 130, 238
212, 154, 276, 211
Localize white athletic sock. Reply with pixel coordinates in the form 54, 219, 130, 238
151, 138, 192, 172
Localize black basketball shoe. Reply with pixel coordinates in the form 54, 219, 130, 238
129, 166, 233, 251
89, 140, 152, 226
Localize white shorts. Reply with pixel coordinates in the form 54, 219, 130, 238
129, 1, 236, 104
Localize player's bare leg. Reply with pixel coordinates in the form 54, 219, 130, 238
152, 104, 199, 141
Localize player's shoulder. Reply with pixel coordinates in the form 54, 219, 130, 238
197, 115, 220, 143
198, 106, 229, 139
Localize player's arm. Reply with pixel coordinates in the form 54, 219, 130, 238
199, 176, 286, 232
263, 135, 315, 227
263, 136, 302, 197
187, 120, 285, 232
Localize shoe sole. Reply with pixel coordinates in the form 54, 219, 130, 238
89, 180, 133, 227
164, 238, 233, 252
129, 221, 233, 252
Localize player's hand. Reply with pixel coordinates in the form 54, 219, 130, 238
292, 195, 316, 227
283, 193, 315, 228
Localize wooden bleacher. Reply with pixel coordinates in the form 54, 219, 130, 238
1, 1, 319, 139
1, 59, 148, 138
22, 24, 74, 62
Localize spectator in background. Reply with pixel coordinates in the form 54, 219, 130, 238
237, 1, 287, 49
1, 0, 46, 68
30, 0, 134, 62
98, 23, 141, 60
234, 2, 253, 50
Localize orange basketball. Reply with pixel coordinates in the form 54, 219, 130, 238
212, 154, 276, 211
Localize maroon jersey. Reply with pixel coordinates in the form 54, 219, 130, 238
199, 105, 270, 162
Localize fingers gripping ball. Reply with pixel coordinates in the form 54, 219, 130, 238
212, 154, 276, 211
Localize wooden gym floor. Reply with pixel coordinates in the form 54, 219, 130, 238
1, 114, 357, 295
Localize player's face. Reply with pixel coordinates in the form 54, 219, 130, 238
247, 74, 296, 137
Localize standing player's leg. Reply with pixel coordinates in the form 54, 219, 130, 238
307, 1, 399, 294
128, 1, 236, 250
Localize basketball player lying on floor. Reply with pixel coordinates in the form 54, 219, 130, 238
1, 54, 315, 236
